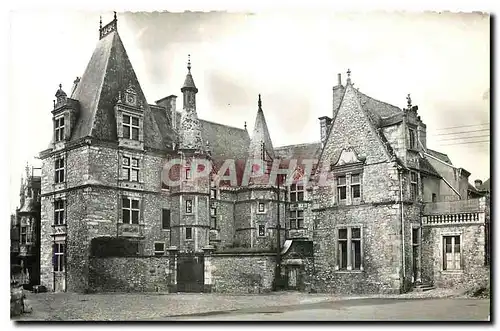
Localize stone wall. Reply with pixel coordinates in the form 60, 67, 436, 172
209, 253, 276, 293
89, 256, 173, 292
421, 223, 489, 289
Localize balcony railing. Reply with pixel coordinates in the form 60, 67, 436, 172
423, 212, 482, 226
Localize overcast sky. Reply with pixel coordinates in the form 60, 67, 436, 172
8, 10, 490, 212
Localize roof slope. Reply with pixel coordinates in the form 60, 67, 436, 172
480, 178, 490, 191
274, 142, 321, 162
248, 95, 275, 160
200, 120, 250, 163
426, 148, 453, 165
70, 30, 171, 150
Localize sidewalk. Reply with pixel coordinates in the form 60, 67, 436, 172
13, 288, 467, 321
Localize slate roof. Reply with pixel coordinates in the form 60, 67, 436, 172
274, 142, 322, 162
199, 119, 250, 164
69, 30, 173, 151
248, 96, 275, 160
356, 90, 403, 126
426, 148, 453, 165
419, 157, 441, 177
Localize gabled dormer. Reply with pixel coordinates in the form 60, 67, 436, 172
115, 84, 145, 150
51, 84, 80, 151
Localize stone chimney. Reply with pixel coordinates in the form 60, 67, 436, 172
318, 116, 332, 147
337, 73, 342, 86
156, 95, 178, 129
474, 179, 483, 190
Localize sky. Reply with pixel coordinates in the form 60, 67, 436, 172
7, 9, 490, 212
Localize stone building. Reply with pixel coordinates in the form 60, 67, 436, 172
38, 14, 489, 294
11, 165, 42, 287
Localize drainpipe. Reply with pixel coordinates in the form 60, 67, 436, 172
275, 175, 282, 290
398, 167, 406, 290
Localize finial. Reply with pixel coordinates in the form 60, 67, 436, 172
59, 83, 62, 90
114, 11, 117, 21
244, 121, 247, 130
99, 16, 102, 30
407, 93, 412, 109
258, 94, 262, 110
346, 69, 352, 84
187, 54, 191, 72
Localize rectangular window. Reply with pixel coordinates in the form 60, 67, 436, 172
123, 114, 140, 140
258, 202, 265, 213
409, 128, 416, 149
162, 209, 171, 230
258, 224, 265, 237
186, 227, 193, 240
289, 210, 304, 229
185, 168, 191, 180
337, 176, 347, 202
443, 235, 461, 270
210, 206, 216, 216
210, 188, 217, 199
20, 226, 27, 244
410, 171, 418, 200
290, 184, 305, 202
122, 156, 139, 182
122, 197, 140, 224
210, 216, 217, 230
54, 157, 65, 183
154, 242, 165, 256
185, 199, 193, 214
54, 200, 65, 225
337, 227, 362, 270
351, 174, 361, 199
53, 243, 65, 272
55, 117, 65, 142
432, 193, 437, 202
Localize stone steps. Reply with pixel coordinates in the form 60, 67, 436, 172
412, 284, 436, 292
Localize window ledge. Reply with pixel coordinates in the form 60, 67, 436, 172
440, 270, 463, 274
334, 270, 365, 274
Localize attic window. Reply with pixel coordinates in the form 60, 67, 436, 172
123, 115, 139, 140
55, 117, 65, 142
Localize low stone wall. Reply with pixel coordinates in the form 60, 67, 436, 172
89, 256, 173, 292
423, 198, 484, 215
209, 252, 276, 293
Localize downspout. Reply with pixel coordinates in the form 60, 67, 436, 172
398, 167, 406, 290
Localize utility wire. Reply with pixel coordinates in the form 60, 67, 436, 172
436, 140, 490, 146
435, 134, 490, 142
431, 128, 490, 136
434, 123, 489, 131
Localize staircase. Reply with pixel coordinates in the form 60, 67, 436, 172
412, 283, 436, 292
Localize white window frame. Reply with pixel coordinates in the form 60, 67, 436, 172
55, 116, 65, 142
257, 202, 266, 214
442, 234, 462, 271
289, 210, 304, 229
336, 226, 363, 271
289, 183, 305, 202
123, 114, 140, 140
185, 199, 193, 214
53, 242, 65, 272
337, 175, 347, 203
55, 156, 65, 183
258, 224, 266, 237
351, 173, 361, 200
122, 197, 140, 224
54, 199, 65, 225
123, 156, 139, 182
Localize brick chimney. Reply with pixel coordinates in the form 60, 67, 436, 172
318, 116, 332, 147
474, 179, 483, 190
155, 95, 178, 129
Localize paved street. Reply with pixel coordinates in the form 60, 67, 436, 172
13, 289, 489, 321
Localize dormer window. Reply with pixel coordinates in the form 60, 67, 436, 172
55, 117, 65, 142
123, 115, 139, 140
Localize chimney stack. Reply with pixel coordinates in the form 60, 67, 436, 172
474, 179, 483, 190
318, 116, 332, 148
156, 95, 178, 129
337, 73, 342, 86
